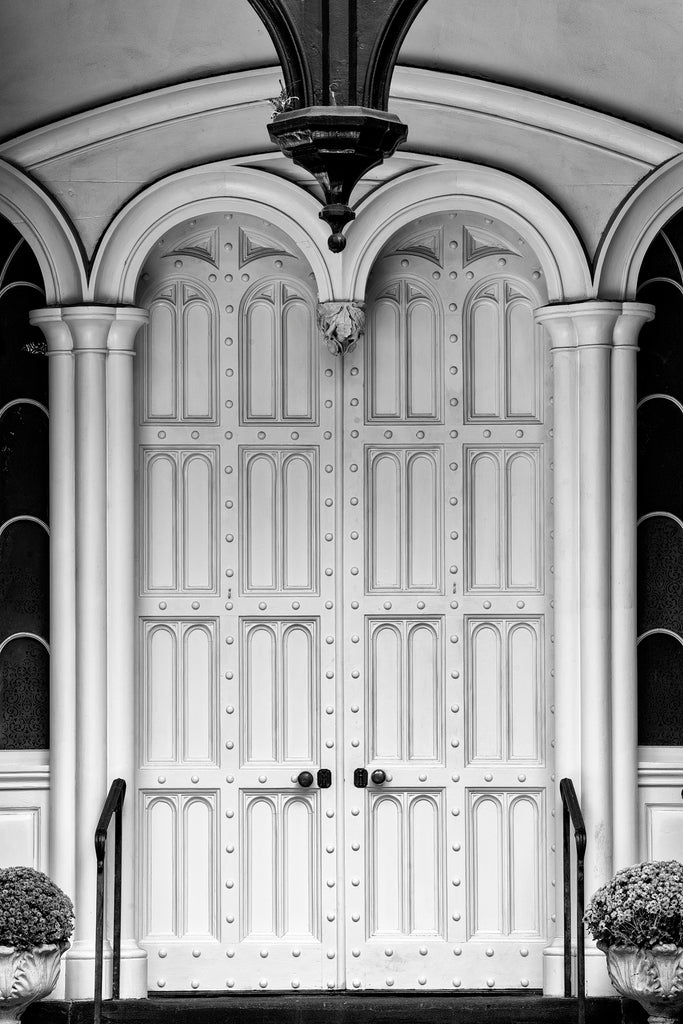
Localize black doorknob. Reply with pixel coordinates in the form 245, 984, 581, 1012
371, 769, 386, 785
297, 771, 314, 788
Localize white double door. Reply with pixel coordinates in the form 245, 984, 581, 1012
135, 211, 553, 992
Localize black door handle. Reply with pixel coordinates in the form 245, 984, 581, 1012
297, 771, 314, 788
371, 769, 386, 785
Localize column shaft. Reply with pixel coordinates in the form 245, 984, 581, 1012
106, 309, 148, 997
610, 304, 654, 869
29, 312, 77, 914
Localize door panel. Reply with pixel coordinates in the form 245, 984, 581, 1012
136, 209, 553, 992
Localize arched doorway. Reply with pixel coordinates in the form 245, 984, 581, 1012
134, 208, 554, 991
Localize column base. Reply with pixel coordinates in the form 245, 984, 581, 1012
542, 939, 612, 997
119, 941, 149, 998
64, 939, 112, 1000
542, 938, 567, 996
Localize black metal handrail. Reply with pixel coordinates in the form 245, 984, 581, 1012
560, 777, 586, 1024
94, 778, 126, 1024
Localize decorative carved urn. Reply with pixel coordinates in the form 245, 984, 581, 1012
0, 943, 67, 1023
600, 943, 683, 1023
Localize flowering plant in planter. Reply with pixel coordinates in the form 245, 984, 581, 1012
585, 861, 683, 1023
0, 866, 74, 1023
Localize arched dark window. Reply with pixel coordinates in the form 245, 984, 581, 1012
637, 211, 683, 744
0, 217, 49, 749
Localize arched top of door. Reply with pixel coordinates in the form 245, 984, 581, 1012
595, 153, 683, 300
0, 159, 86, 305
341, 163, 592, 304
89, 163, 338, 305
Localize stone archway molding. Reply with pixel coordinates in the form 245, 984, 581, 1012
89, 163, 339, 304
341, 163, 592, 302
0, 159, 86, 304
595, 153, 683, 299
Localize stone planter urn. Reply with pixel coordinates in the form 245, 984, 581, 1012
0, 942, 68, 1023
600, 942, 683, 1023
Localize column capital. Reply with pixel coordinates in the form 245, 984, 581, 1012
108, 307, 148, 355
535, 300, 649, 351
29, 305, 148, 354
614, 302, 655, 348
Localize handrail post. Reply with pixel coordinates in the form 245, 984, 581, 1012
113, 797, 123, 1000
563, 796, 571, 998
560, 778, 587, 1024
94, 778, 126, 1024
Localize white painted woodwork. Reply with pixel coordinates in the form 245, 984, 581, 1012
135, 210, 553, 992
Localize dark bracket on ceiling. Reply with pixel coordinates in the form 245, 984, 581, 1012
247, 0, 429, 252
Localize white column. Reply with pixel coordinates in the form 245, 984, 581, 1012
610, 303, 654, 870
29, 310, 77, 1001
65, 307, 117, 998
536, 301, 623, 997
535, 308, 581, 995
106, 308, 148, 998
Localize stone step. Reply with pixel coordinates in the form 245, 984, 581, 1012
23, 994, 645, 1024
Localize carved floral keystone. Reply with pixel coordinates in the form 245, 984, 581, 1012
317, 301, 366, 356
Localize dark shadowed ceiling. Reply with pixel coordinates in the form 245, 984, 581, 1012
0, 0, 680, 143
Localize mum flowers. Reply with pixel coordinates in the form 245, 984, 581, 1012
584, 860, 683, 949
0, 867, 73, 951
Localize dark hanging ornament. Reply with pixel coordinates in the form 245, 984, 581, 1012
249, 0, 428, 252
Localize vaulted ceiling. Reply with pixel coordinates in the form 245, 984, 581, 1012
0, 0, 680, 144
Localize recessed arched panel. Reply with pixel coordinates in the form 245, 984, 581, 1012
0, 519, 49, 639
245, 797, 277, 937
638, 632, 683, 745
282, 454, 314, 591
0, 404, 48, 522
184, 797, 217, 937
244, 299, 277, 420
183, 299, 214, 420
182, 453, 215, 591
144, 797, 177, 938
407, 623, 440, 761
145, 453, 177, 591
369, 622, 402, 761
507, 452, 539, 590
282, 298, 313, 420
470, 796, 503, 936
469, 452, 501, 590
144, 624, 177, 764
369, 297, 401, 419
282, 797, 318, 938
407, 452, 440, 590
369, 451, 401, 590
244, 453, 277, 591
408, 795, 442, 935
508, 624, 540, 761
371, 795, 403, 935
506, 299, 536, 418
638, 515, 683, 635
282, 623, 316, 762
146, 299, 177, 419
509, 796, 541, 935
407, 298, 439, 419
468, 623, 502, 762
183, 625, 214, 763
0, 635, 49, 749
467, 294, 500, 420
244, 624, 277, 763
